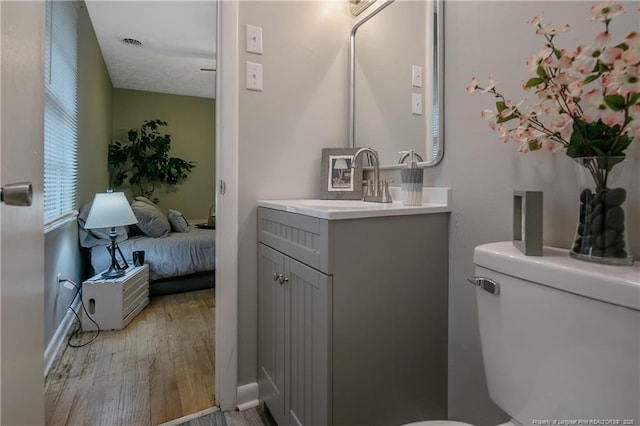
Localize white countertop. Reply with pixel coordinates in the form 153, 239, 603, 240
258, 187, 451, 220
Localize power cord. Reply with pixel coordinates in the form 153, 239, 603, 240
61, 279, 101, 348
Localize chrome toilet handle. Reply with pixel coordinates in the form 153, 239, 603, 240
467, 276, 500, 295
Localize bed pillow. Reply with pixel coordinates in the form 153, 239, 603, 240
130, 197, 170, 238
168, 209, 190, 233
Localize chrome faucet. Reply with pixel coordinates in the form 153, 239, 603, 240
351, 148, 392, 203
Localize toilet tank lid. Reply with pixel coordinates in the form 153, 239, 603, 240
474, 242, 640, 311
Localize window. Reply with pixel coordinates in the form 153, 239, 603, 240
44, 0, 78, 229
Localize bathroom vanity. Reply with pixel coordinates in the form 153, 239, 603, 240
257, 189, 451, 426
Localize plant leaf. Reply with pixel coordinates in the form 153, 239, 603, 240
525, 77, 545, 88
604, 94, 625, 111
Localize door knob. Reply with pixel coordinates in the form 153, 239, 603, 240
1, 182, 32, 207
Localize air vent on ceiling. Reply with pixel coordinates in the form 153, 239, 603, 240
121, 38, 142, 46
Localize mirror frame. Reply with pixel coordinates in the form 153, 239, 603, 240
349, 0, 444, 170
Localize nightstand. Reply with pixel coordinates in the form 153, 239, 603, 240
81, 265, 150, 331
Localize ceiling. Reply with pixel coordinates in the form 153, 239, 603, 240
85, 1, 217, 99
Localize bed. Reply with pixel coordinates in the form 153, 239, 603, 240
79, 196, 215, 296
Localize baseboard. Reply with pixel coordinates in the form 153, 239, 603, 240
157, 406, 219, 426
44, 297, 81, 377
236, 382, 260, 411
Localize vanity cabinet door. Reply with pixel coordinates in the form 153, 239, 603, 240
258, 244, 287, 426
287, 257, 331, 426
258, 243, 332, 426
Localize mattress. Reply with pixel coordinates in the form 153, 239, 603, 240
90, 228, 215, 281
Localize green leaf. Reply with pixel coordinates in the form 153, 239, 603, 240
629, 92, 640, 106
582, 74, 599, 85
107, 119, 196, 200
604, 94, 626, 111
537, 65, 546, 78
525, 77, 545, 88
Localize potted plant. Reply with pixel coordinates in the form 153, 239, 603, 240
467, 0, 639, 265
108, 119, 196, 203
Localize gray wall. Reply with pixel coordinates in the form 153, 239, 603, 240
44, 5, 112, 348
236, 1, 640, 425
237, 0, 351, 385
433, 2, 639, 424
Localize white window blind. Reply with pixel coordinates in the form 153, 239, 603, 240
44, 0, 78, 227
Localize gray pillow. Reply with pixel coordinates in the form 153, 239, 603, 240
168, 209, 190, 232
130, 197, 170, 238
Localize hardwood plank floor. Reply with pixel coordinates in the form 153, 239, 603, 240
45, 288, 215, 426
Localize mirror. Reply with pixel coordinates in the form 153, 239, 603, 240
349, 0, 443, 169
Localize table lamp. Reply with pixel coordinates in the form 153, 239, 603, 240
84, 191, 138, 278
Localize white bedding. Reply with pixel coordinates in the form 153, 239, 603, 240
90, 227, 215, 281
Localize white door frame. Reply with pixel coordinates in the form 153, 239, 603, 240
214, 0, 239, 411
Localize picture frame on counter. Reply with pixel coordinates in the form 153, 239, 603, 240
320, 148, 363, 200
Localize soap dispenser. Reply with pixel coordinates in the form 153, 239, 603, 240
399, 150, 423, 206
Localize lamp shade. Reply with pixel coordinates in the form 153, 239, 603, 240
84, 192, 138, 229
334, 158, 349, 170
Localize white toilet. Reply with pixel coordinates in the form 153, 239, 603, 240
405, 241, 640, 426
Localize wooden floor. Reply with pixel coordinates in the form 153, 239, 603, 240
45, 288, 215, 426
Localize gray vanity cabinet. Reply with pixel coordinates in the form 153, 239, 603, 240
258, 206, 448, 426
258, 243, 331, 426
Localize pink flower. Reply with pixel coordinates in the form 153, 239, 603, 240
527, 14, 544, 26
480, 75, 496, 94
601, 109, 625, 127
540, 138, 555, 151
613, 66, 640, 95
536, 23, 570, 36
626, 32, 640, 49
568, 79, 583, 97
584, 87, 603, 104
466, 1, 638, 157
480, 109, 494, 120
518, 142, 531, 153
466, 77, 479, 93
595, 31, 612, 45
549, 115, 572, 132
601, 46, 624, 64
590, 1, 626, 22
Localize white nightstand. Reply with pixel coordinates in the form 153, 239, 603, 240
81, 265, 150, 331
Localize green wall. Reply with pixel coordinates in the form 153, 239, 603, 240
45, 4, 113, 350
111, 89, 216, 220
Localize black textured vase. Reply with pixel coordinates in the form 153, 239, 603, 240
570, 157, 634, 266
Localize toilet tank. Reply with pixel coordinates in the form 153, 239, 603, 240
473, 242, 640, 424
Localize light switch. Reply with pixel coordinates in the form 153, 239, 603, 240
412, 93, 423, 115
246, 24, 263, 55
246, 61, 263, 91
412, 65, 423, 88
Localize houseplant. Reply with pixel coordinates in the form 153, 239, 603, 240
467, 0, 639, 265
108, 119, 196, 203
